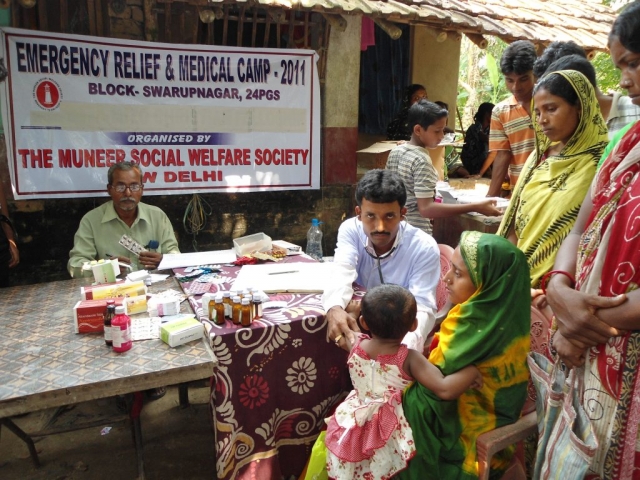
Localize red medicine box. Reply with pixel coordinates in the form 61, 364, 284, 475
73, 298, 123, 333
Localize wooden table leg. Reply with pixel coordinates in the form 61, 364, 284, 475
1, 418, 40, 467
178, 383, 189, 409
127, 391, 146, 480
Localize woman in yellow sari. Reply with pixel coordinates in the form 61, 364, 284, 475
498, 70, 609, 287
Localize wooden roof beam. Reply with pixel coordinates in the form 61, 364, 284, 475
321, 13, 347, 32
465, 32, 488, 49
372, 17, 402, 40
425, 26, 448, 43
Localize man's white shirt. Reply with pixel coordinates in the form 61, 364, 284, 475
322, 217, 440, 351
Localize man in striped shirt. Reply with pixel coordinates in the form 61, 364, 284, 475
483, 41, 537, 197
386, 101, 500, 235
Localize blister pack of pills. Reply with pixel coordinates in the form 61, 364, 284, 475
119, 234, 146, 256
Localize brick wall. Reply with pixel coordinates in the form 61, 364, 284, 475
1, 0, 357, 286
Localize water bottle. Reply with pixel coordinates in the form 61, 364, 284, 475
306, 218, 323, 261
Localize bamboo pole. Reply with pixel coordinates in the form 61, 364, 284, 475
95, 0, 104, 36
144, 0, 158, 42
321, 13, 346, 32
38, 0, 49, 31
373, 18, 402, 40
425, 26, 448, 43
465, 33, 488, 49
86, 0, 96, 35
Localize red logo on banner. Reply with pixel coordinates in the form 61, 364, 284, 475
33, 78, 62, 111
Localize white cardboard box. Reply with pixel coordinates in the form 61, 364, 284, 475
160, 317, 204, 347
233, 232, 272, 256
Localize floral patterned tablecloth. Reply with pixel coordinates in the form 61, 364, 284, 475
178, 257, 354, 480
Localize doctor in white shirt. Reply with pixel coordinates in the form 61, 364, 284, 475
323, 169, 440, 352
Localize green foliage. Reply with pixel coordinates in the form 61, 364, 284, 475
456, 37, 509, 130
485, 52, 504, 103
592, 51, 622, 93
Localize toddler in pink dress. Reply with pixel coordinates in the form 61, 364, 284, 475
325, 284, 482, 480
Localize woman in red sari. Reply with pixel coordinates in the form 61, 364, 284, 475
545, 2, 640, 477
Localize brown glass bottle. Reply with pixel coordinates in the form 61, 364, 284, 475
104, 300, 116, 347
222, 291, 232, 319
253, 298, 263, 319
213, 295, 225, 326
207, 294, 216, 322
232, 296, 242, 325
241, 298, 252, 327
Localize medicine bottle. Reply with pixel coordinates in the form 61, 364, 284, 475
111, 305, 132, 353
214, 295, 225, 326
232, 295, 242, 325
104, 300, 116, 347
201, 293, 213, 321
207, 294, 216, 321
241, 298, 252, 327
253, 298, 263, 319
222, 291, 232, 318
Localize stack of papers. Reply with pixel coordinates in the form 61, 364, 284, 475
158, 250, 237, 270
233, 263, 337, 293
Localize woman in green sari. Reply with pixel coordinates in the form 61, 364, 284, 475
498, 70, 609, 288
398, 232, 531, 479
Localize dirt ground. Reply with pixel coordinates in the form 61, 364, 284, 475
0, 382, 217, 480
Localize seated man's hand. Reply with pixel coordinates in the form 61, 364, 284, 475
326, 305, 360, 348
111, 257, 131, 275
139, 251, 163, 270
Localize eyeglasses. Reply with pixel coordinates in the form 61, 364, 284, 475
112, 183, 143, 193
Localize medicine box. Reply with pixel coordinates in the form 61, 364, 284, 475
73, 298, 124, 333
127, 270, 150, 283
123, 294, 148, 315
155, 299, 181, 316
91, 259, 120, 284
160, 317, 204, 347
233, 232, 272, 256
81, 280, 147, 300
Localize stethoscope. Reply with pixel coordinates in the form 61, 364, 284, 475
355, 217, 407, 285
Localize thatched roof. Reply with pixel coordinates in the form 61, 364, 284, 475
224, 0, 617, 51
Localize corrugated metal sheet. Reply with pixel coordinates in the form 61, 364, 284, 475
243, 0, 616, 50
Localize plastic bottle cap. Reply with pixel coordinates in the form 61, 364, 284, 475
311, 218, 320, 227
106, 299, 115, 305
241, 298, 250, 305
233, 296, 241, 302
223, 291, 231, 298
215, 295, 223, 302
115, 306, 126, 314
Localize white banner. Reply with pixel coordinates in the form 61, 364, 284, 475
0, 28, 321, 199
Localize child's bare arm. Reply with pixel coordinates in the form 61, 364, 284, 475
404, 350, 483, 401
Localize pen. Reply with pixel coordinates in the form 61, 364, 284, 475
268, 270, 299, 275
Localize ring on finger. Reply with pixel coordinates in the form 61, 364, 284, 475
334, 334, 343, 345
